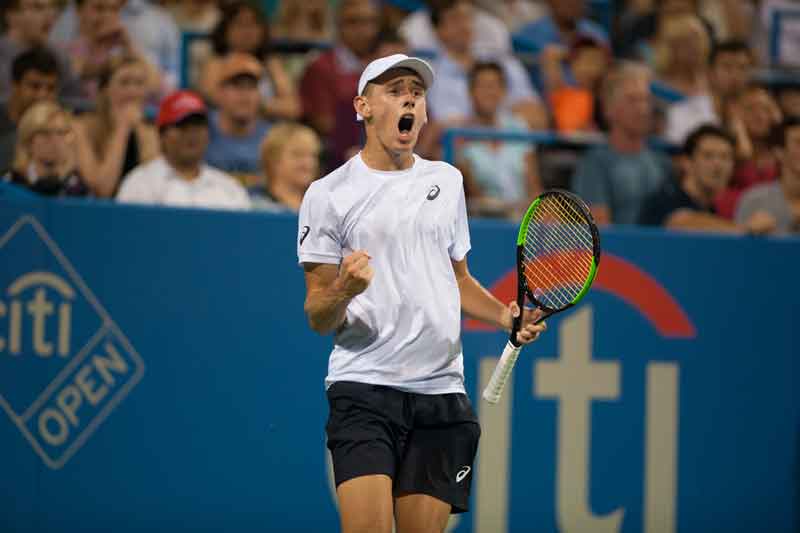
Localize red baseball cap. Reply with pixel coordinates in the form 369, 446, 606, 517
156, 90, 208, 128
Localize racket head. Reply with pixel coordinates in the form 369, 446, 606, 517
515, 189, 601, 315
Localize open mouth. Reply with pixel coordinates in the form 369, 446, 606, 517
398, 114, 415, 134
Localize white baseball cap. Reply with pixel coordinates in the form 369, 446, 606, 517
356, 54, 435, 121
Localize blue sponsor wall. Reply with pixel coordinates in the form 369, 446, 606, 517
0, 194, 797, 533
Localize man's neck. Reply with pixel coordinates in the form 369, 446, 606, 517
608, 127, 645, 154
444, 46, 473, 71
361, 139, 414, 171
267, 180, 304, 211
218, 112, 256, 137
473, 112, 497, 127
166, 157, 201, 181
682, 174, 713, 208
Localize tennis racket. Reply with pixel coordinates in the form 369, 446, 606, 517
482, 190, 601, 404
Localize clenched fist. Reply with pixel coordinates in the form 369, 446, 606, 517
335, 250, 374, 297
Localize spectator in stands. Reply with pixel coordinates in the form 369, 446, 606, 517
716, 83, 782, 219
271, 0, 332, 43
72, 54, 159, 198
252, 121, 321, 212
2, 101, 89, 196
52, 0, 181, 95
0, 0, 81, 103
572, 63, 671, 224
458, 62, 542, 218
513, 0, 609, 53
205, 53, 272, 184
300, 0, 380, 168
775, 82, 800, 119
400, 0, 512, 58
735, 117, 800, 234
117, 90, 250, 209
652, 14, 710, 99
426, 0, 546, 129
201, 1, 300, 121
0, 48, 60, 173
665, 40, 754, 145
539, 36, 610, 133
63, 0, 162, 103
615, 0, 749, 60
638, 124, 772, 233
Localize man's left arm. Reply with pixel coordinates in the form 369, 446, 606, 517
452, 258, 546, 345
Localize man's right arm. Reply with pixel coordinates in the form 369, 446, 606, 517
303, 251, 373, 335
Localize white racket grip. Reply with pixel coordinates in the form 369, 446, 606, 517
482, 341, 522, 404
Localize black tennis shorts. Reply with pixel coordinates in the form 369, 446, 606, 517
325, 381, 481, 514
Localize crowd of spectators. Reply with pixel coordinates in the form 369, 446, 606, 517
0, 0, 798, 235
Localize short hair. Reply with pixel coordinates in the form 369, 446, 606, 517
709, 39, 752, 65
770, 116, 800, 148
468, 61, 506, 88
211, 1, 271, 58
683, 124, 735, 156
260, 122, 321, 179
429, 0, 466, 29
600, 62, 650, 108
11, 47, 60, 83
13, 101, 72, 172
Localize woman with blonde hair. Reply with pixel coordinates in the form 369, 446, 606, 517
2, 101, 89, 197
652, 13, 712, 98
73, 54, 160, 198
252, 122, 321, 212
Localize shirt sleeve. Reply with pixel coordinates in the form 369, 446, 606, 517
734, 188, 760, 225
449, 180, 471, 261
116, 171, 157, 204
572, 149, 611, 211
297, 183, 343, 266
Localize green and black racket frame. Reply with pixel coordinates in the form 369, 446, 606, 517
482, 189, 602, 404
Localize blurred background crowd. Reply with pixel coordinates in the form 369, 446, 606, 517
1, 0, 799, 235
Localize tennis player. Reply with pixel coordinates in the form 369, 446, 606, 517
297, 54, 546, 533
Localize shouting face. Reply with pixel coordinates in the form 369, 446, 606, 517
357, 68, 428, 155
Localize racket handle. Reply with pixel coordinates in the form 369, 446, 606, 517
482, 340, 522, 404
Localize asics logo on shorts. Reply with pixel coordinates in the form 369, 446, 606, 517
456, 466, 471, 483
426, 185, 441, 201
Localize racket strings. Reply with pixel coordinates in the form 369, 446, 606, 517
521, 195, 595, 309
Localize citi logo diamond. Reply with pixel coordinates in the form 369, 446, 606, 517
0, 216, 145, 469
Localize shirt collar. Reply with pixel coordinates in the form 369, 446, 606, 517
334, 45, 363, 74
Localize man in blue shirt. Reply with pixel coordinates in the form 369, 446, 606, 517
572, 63, 671, 225
513, 0, 608, 53
205, 53, 271, 182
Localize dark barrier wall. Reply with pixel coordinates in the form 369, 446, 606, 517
0, 196, 798, 533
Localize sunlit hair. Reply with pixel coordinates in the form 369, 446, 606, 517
260, 122, 321, 181
13, 101, 73, 172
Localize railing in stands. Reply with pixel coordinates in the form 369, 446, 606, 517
440, 128, 680, 166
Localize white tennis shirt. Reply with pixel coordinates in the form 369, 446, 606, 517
297, 153, 471, 394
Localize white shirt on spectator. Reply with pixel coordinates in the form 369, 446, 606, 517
665, 94, 719, 145
400, 7, 511, 57
117, 157, 251, 210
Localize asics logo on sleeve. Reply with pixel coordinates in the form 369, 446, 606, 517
456, 466, 471, 483
426, 185, 441, 200
299, 225, 310, 245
